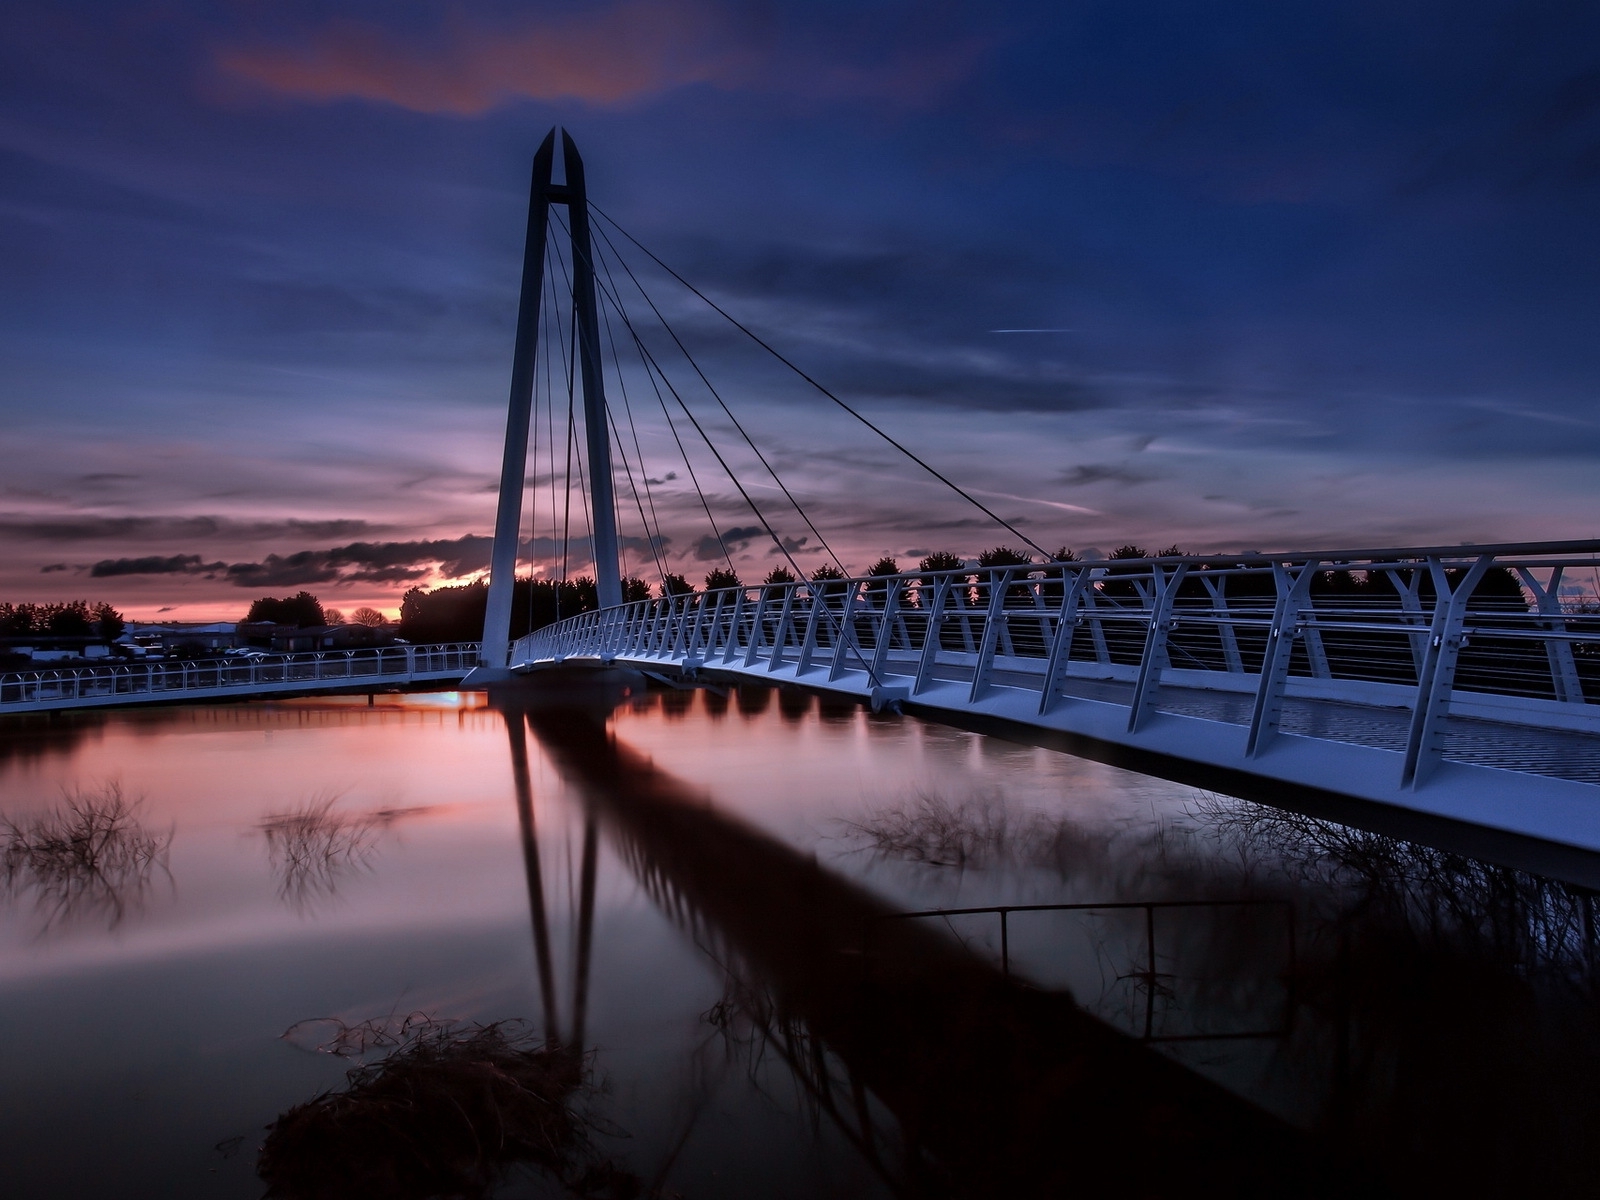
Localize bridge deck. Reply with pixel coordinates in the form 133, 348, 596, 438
509, 549, 1600, 856
0, 643, 480, 714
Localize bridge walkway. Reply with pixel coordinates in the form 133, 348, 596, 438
510, 548, 1600, 855
0, 643, 481, 715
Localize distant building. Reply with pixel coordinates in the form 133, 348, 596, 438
124, 621, 239, 655
235, 622, 399, 653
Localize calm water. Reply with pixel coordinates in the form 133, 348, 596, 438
2, 683, 1598, 1197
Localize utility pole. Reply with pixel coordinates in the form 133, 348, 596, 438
477, 129, 623, 676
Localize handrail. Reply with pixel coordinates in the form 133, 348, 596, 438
0, 642, 482, 712
512, 542, 1599, 791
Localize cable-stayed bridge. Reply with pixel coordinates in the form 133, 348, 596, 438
476, 130, 1600, 860
6, 129, 1598, 862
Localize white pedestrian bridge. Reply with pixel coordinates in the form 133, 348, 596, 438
0, 643, 480, 713
510, 542, 1600, 858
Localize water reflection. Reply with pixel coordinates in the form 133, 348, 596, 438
511, 694, 1335, 1198
260, 797, 382, 914
0, 711, 109, 770
1, 782, 173, 931
259, 1018, 645, 1200
7, 688, 1598, 1196
846, 781, 1600, 1195
735, 685, 771, 719
777, 686, 813, 722
260, 799, 434, 915
840, 788, 1016, 870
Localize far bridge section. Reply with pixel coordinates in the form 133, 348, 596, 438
510, 542, 1600, 858
0, 643, 481, 714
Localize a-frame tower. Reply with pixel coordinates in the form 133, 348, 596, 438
478, 129, 623, 673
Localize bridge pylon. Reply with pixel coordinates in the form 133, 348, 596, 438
476, 129, 623, 676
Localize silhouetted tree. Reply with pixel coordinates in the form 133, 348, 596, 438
918, 551, 965, 576
976, 546, 1036, 606
622, 578, 652, 603
703, 568, 742, 592
400, 582, 484, 642
91, 602, 125, 642
348, 607, 388, 627
245, 592, 326, 628
45, 601, 93, 637
1100, 545, 1152, 602
660, 574, 695, 598
865, 557, 901, 603
1042, 548, 1081, 604
809, 563, 847, 600
0, 601, 122, 640
976, 546, 1032, 569
917, 551, 969, 607
397, 576, 604, 643
762, 567, 796, 586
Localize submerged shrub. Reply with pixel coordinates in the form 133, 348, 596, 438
1, 782, 172, 929
259, 1018, 642, 1199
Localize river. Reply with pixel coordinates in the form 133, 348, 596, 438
2, 682, 1596, 1197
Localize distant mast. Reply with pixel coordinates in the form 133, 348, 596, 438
478, 129, 623, 673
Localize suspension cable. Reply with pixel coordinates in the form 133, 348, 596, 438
589, 256, 825, 591
596, 264, 670, 586
588, 202, 1051, 559
605, 404, 667, 588
580, 215, 848, 575
542, 258, 561, 587
549, 228, 600, 585
616, 298, 736, 578
522, 253, 546, 639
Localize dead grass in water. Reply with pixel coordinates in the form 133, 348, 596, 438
1, 782, 172, 930
259, 1017, 649, 1199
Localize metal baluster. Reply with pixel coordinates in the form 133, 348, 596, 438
1127, 563, 1190, 733
1402, 555, 1491, 788
1245, 562, 1321, 758
912, 577, 952, 696
1037, 567, 1093, 715
968, 570, 1012, 703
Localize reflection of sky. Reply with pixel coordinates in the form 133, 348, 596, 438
0, 691, 1166, 981
0, 690, 1197, 1196
4, 2, 1600, 618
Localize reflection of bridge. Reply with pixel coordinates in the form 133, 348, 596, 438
0, 643, 479, 714
504, 694, 1334, 1197
472, 129, 1600, 858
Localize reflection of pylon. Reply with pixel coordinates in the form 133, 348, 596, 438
504, 705, 597, 1049
517, 703, 1324, 1197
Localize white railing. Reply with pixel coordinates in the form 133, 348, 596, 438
0, 642, 481, 713
513, 541, 1600, 791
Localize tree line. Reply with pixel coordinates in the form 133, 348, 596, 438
0, 601, 125, 641
241, 592, 389, 629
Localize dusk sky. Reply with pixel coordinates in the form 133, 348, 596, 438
4, 0, 1599, 620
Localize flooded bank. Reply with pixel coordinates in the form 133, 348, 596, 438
2, 685, 1597, 1196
